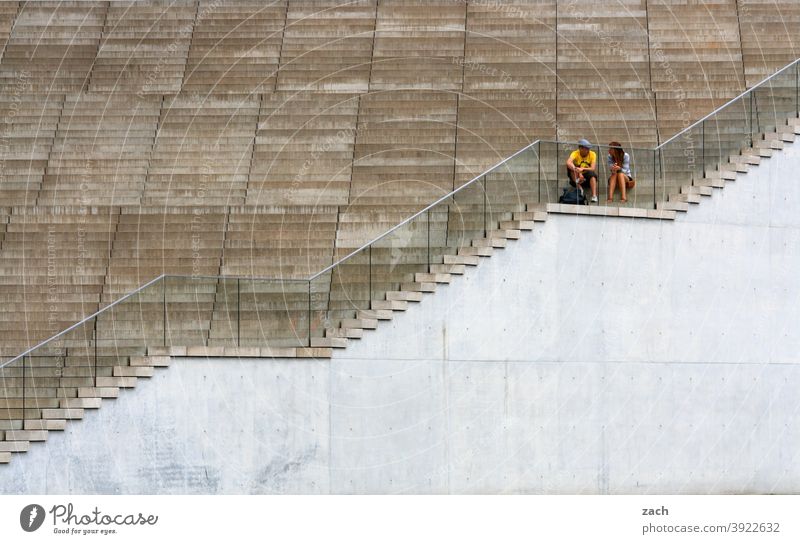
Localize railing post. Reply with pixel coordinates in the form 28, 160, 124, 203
162, 277, 167, 347
93, 316, 98, 388
701, 120, 705, 181
652, 148, 657, 210
307, 280, 312, 348
236, 278, 240, 348
21, 356, 25, 419
796, 62, 799, 118
536, 141, 541, 203
749, 92, 754, 147
426, 210, 431, 273
482, 175, 487, 238
368, 245, 372, 302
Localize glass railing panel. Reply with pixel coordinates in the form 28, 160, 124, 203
238, 279, 308, 349
751, 64, 797, 136
207, 277, 239, 348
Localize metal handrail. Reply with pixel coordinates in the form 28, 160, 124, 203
656, 58, 800, 150
3, 57, 798, 370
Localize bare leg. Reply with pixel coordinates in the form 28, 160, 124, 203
607, 173, 617, 201
620, 173, 628, 201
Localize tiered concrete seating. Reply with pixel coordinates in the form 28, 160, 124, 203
0, 3, 17, 64
277, 0, 375, 92
0, 94, 63, 206
350, 90, 457, 206
557, 0, 656, 147
39, 93, 161, 207
183, 0, 286, 94
456, 0, 556, 187
0, 207, 117, 357
89, 1, 196, 93
370, 0, 465, 91
738, 0, 800, 85
143, 94, 259, 207
247, 91, 359, 206
0, 1, 105, 92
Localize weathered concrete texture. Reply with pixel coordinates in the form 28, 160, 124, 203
3, 145, 800, 494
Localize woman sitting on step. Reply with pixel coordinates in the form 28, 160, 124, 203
607, 141, 635, 203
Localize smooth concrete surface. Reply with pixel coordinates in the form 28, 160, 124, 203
2, 145, 800, 493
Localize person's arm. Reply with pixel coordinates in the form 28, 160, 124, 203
566, 154, 578, 174
623, 153, 630, 175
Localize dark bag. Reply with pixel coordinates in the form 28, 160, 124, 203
559, 186, 587, 205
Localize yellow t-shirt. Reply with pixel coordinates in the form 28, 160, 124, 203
569, 149, 596, 169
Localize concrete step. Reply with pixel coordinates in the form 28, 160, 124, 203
515, 210, 548, 221
96, 376, 137, 388
401, 281, 436, 293
414, 272, 452, 284
113, 366, 154, 377
657, 201, 690, 212
430, 264, 465, 275
472, 237, 507, 248
77, 387, 119, 398
371, 299, 409, 311
41, 408, 84, 420
680, 185, 713, 196
694, 178, 725, 188
458, 246, 493, 257
499, 220, 535, 230
131, 355, 169, 367
0, 441, 29, 453
61, 397, 102, 409
358, 309, 393, 320
669, 193, 702, 204
386, 290, 424, 302
310, 337, 347, 349
341, 318, 377, 330
0, 452, 10, 463
443, 254, 479, 266
487, 229, 521, 240
325, 327, 363, 339
728, 154, 760, 166
25, 419, 66, 431
4, 430, 47, 442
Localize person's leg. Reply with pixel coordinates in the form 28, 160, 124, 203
620, 173, 628, 201
587, 171, 598, 200
607, 174, 617, 201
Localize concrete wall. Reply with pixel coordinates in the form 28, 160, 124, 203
3, 145, 800, 494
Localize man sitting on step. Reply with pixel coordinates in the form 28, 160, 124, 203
566, 138, 599, 203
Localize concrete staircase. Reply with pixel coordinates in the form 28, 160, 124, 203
2, 110, 799, 463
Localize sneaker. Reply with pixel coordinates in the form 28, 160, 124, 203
590, 196, 598, 203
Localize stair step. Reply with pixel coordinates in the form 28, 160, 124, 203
516, 210, 548, 221
113, 366, 154, 377
358, 309, 393, 320
325, 327, 363, 339
41, 408, 84, 420
5, 430, 47, 442
430, 264, 465, 275
499, 220, 536, 230
78, 387, 119, 398
443, 254, 479, 266
0, 441, 29, 453
744, 146, 773, 158
669, 193, 701, 204
0, 452, 10, 463
458, 246, 493, 257
400, 281, 436, 293
341, 318, 378, 330
729, 154, 760, 166
96, 376, 137, 388
414, 272, 452, 283
488, 229, 521, 240
695, 178, 725, 188
706, 170, 737, 181
61, 397, 102, 409
657, 201, 690, 212
371, 299, 409, 311
25, 419, 66, 431
310, 337, 347, 349
386, 290, 424, 302
472, 237, 507, 248
131, 355, 169, 367
680, 185, 713, 196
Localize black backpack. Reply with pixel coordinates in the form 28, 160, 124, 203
559, 186, 587, 205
